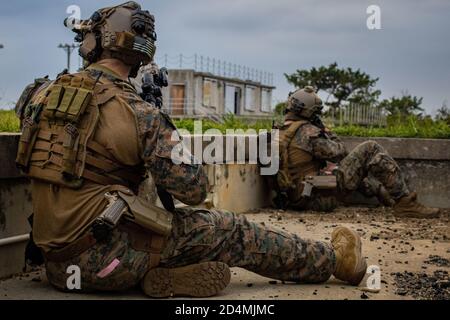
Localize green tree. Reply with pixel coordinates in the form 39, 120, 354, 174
379, 94, 424, 116
274, 102, 287, 115
284, 62, 381, 110
435, 101, 450, 124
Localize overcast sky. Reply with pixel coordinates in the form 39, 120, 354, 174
0, 0, 449, 114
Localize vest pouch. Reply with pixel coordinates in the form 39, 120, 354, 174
118, 191, 173, 237
66, 88, 92, 123
55, 87, 78, 119
16, 117, 40, 169
16, 103, 44, 169
43, 85, 65, 119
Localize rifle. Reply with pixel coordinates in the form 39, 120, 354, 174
311, 113, 335, 141
140, 65, 169, 109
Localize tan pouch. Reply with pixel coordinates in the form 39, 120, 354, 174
118, 191, 173, 237
16, 117, 40, 168
305, 175, 337, 189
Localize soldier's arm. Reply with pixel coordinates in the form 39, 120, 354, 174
298, 124, 348, 162
135, 101, 208, 205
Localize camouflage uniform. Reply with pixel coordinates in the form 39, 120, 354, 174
38, 67, 335, 293
337, 140, 409, 200
46, 209, 336, 291
282, 120, 409, 210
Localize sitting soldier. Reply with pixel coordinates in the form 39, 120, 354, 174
16, 1, 370, 298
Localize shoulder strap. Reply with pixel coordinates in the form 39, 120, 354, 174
284, 120, 309, 142
280, 120, 309, 152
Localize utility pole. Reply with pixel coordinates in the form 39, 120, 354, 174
58, 43, 78, 72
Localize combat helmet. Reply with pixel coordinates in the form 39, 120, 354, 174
285, 86, 323, 119
67, 1, 157, 77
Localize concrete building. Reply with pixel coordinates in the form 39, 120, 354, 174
143, 55, 276, 119
161, 69, 276, 119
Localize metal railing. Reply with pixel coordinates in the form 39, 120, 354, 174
155, 54, 274, 86
324, 104, 387, 127
162, 98, 386, 127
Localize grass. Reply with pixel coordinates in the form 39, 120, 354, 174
0, 109, 20, 133
174, 114, 450, 139
174, 114, 275, 134
1, 109, 449, 139
333, 116, 450, 139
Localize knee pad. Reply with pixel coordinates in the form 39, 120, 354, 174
368, 153, 399, 177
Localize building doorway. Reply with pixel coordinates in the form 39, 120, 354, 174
170, 85, 185, 115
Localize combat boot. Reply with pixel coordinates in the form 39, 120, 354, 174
393, 192, 440, 219
141, 261, 231, 298
331, 227, 367, 286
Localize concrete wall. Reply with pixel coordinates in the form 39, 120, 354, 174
204, 164, 271, 213
0, 134, 449, 279
0, 134, 31, 279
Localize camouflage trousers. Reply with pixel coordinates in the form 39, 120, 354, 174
337, 141, 409, 201
290, 141, 409, 211
45, 209, 336, 292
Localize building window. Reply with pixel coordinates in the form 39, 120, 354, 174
225, 84, 241, 115
245, 86, 257, 111
261, 89, 272, 112
203, 78, 218, 107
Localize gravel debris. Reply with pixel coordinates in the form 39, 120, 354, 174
392, 270, 450, 300
424, 255, 450, 267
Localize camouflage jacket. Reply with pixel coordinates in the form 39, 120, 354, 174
97, 66, 208, 205
292, 121, 348, 163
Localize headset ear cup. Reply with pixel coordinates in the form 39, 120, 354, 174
79, 32, 103, 63
129, 63, 142, 79
79, 33, 96, 61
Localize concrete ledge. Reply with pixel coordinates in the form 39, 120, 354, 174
0, 134, 21, 179
340, 137, 450, 161
181, 134, 450, 162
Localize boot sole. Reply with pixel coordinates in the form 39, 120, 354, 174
142, 262, 231, 298
393, 210, 440, 219
332, 227, 367, 286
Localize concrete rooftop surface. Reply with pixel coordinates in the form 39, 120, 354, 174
1, 207, 449, 300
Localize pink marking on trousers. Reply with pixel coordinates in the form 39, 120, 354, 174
97, 258, 121, 278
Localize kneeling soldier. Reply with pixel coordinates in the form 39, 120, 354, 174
271, 86, 440, 219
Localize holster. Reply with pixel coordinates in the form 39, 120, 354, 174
118, 191, 173, 237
